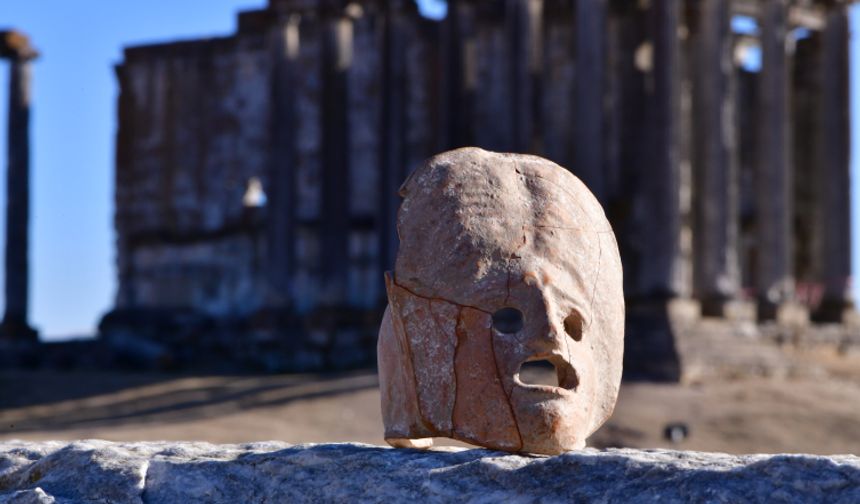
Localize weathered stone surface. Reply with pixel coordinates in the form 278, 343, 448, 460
115, 36, 273, 318
0, 441, 858, 503
379, 148, 624, 455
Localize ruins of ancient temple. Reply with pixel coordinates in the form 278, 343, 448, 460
102, 0, 856, 376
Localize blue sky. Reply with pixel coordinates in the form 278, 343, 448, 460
0, 1, 856, 339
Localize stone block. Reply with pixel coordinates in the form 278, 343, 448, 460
0, 441, 858, 503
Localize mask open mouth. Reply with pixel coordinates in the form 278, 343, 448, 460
515, 355, 579, 393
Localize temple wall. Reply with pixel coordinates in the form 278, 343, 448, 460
115, 34, 272, 314
129, 236, 265, 315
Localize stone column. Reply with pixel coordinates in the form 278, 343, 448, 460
267, 16, 300, 303
381, 1, 408, 275
639, 0, 687, 300
345, 4, 385, 310
790, 33, 822, 299
621, 0, 694, 382
815, 6, 853, 322
0, 31, 38, 341
320, 14, 352, 305
573, 0, 607, 202
287, 14, 325, 313
507, 0, 542, 154
690, 0, 742, 317
541, 2, 574, 170
442, 0, 477, 148
754, 0, 795, 321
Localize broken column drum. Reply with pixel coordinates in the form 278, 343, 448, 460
378, 148, 625, 455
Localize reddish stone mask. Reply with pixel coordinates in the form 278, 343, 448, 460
378, 148, 624, 455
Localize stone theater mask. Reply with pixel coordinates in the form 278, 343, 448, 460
378, 148, 624, 455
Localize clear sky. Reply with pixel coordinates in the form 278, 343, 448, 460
0, 1, 856, 339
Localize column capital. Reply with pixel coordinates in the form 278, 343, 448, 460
0, 30, 38, 61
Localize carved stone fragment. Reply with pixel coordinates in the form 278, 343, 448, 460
378, 147, 625, 454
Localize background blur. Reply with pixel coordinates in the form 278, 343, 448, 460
1, 0, 859, 454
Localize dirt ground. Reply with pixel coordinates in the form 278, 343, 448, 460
1, 348, 859, 455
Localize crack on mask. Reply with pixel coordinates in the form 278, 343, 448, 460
517, 226, 528, 255
587, 236, 603, 330
506, 226, 528, 263
521, 223, 616, 234
488, 324, 524, 451
427, 298, 456, 437
503, 225, 528, 314
391, 277, 492, 315
529, 224, 588, 232
450, 307, 463, 439
565, 326, 576, 391
396, 302, 435, 435
527, 225, 617, 237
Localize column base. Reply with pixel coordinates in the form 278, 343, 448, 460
664, 298, 702, 322
625, 297, 702, 322
0, 318, 38, 342
757, 301, 809, 327
627, 297, 810, 383
812, 299, 857, 325
700, 298, 756, 321
623, 298, 700, 382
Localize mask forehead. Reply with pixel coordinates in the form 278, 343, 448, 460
395, 150, 607, 309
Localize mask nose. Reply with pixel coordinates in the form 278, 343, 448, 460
539, 288, 568, 346
548, 320, 567, 343
522, 312, 567, 355
510, 280, 576, 354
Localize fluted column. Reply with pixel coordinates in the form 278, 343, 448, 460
507, 0, 542, 154
267, 15, 300, 303
441, 0, 477, 149
815, 6, 853, 322
573, 0, 607, 202
639, 0, 686, 299
0, 31, 38, 341
320, 13, 352, 305
381, 1, 408, 275
755, 0, 794, 320
690, 0, 741, 317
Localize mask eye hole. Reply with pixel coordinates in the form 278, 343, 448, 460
564, 312, 583, 341
492, 307, 524, 333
